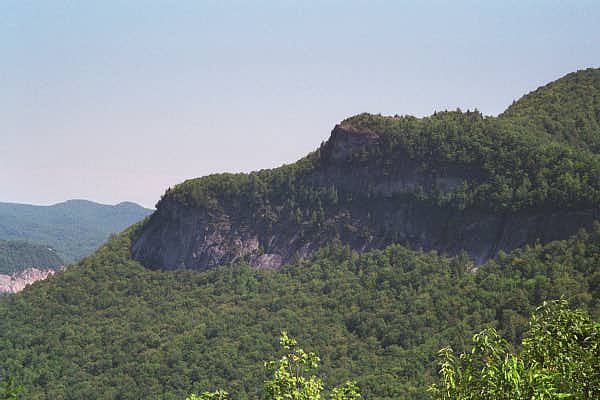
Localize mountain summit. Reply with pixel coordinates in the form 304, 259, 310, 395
2, 69, 600, 400
502, 67, 600, 151
132, 69, 600, 270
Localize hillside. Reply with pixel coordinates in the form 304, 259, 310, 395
0, 240, 63, 274
0, 200, 152, 264
1, 69, 600, 400
132, 69, 600, 270
501, 68, 600, 151
1, 223, 599, 399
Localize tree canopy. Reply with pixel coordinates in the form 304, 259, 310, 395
429, 300, 600, 400
1, 222, 599, 399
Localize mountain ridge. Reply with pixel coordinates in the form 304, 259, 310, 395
132, 68, 600, 270
0, 199, 152, 263
1, 68, 600, 400
501, 67, 600, 151
1, 218, 598, 399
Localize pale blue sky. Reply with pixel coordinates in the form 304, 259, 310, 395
2, 1, 599, 208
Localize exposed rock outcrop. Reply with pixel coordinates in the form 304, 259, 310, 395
132, 191, 598, 270
0, 267, 56, 294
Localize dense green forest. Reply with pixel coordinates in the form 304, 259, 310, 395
1, 222, 599, 399
184, 301, 599, 400
167, 107, 600, 221
132, 69, 600, 275
152, 70, 600, 274
168, 69, 600, 217
502, 68, 600, 152
187, 331, 362, 400
430, 299, 599, 400
0, 241, 63, 274
0, 200, 151, 264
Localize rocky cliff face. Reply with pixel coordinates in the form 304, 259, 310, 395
131, 120, 600, 271
133, 193, 597, 271
0, 267, 56, 294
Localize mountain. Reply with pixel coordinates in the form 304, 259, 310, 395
1, 69, 599, 400
0, 200, 153, 264
1, 223, 599, 399
0, 240, 64, 274
132, 69, 600, 270
501, 68, 600, 151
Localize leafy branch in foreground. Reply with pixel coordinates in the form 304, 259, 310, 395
187, 331, 361, 400
186, 389, 229, 400
428, 299, 600, 400
0, 378, 22, 400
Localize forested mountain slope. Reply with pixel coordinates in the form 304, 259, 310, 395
501, 68, 600, 151
0, 200, 152, 263
1, 223, 599, 399
133, 68, 600, 270
0, 240, 63, 274
1, 68, 600, 400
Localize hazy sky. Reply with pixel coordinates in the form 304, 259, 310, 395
2, 1, 599, 208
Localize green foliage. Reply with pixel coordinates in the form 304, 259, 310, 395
0, 378, 22, 400
0, 240, 64, 274
263, 331, 324, 400
338, 110, 600, 212
157, 71, 600, 252
329, 381, 360, 400
189, 332, 360, 400
429, 300, 600, 400
1, 68, 600, 399
502, 68, 600, 152
523, 300, 600, 398
186, 389, 230, 400
1, 223, 599, 399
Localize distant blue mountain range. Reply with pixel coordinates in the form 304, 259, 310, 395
0, 199, 152, 266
